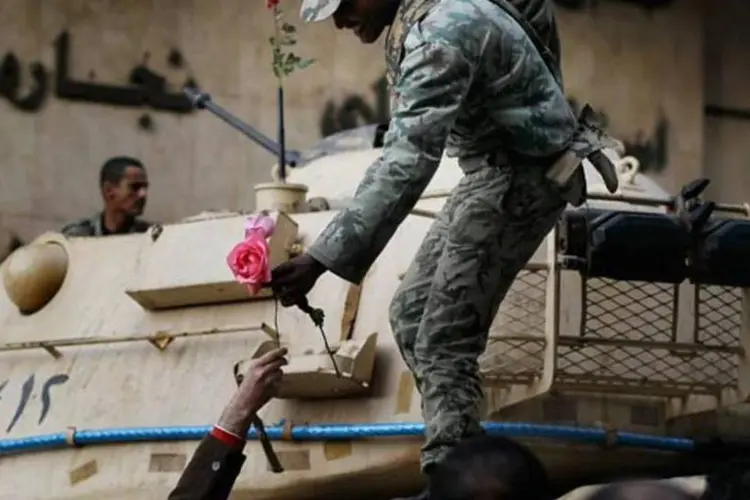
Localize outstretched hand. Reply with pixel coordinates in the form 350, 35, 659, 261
237, 347, 289, 411
217, 347, 288, 437
271, 253, 327, 307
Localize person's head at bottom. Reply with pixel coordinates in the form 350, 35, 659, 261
428, 435, 551, 500
590, 481, 696, 500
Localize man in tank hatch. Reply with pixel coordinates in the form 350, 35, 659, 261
61, 156, 153, 237
271, 0, 622, 497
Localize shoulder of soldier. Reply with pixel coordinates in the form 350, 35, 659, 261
60, 216, 96, 237
414, 0, 500, 56
424, 0, 529, 40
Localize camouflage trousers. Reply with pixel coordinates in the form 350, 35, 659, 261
388, 162, 566, 472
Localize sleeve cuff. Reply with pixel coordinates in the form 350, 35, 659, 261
307, 244, 366, 285
211, 425, 246, 449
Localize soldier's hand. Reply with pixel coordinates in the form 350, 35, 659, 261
271, 253, 327, 307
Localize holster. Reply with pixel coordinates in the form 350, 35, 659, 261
545, 104, 624, 206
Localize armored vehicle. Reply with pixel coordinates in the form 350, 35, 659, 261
1, 95, 750, 499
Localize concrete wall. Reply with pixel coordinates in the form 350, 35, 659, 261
0, 0, 740, 244
0, 0, 384, 242
556, 0, 704, 192
703, 0, 750, 204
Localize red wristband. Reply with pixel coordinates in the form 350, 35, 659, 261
211, 425, 246, 448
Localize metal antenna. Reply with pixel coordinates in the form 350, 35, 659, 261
277, 86, 287, 182
183, 86, 301, 167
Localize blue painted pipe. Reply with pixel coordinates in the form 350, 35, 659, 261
0, 421, 694, 455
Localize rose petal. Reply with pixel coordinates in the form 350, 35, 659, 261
245, 213, 275, 239
226, 233, 271, 295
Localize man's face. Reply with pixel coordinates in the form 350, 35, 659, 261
333, 0, 400, 43
103, 166, 148, 217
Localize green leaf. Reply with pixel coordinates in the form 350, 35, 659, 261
296, 58, 315, 70
285, 52, 301, 65
281, 22, 296, 33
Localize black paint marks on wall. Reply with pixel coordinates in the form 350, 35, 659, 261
5, 374, 34, 433
2, 373, 70, 434
2, 31, 199, 132
38, 374, 70, 425
319, 75, 670, 174
567, 97, 669, 173
319, 75, 389, 138
622, 117, 669, 173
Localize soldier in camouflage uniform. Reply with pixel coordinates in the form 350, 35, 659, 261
61, 156, 152, 237
272, 0, 621, 494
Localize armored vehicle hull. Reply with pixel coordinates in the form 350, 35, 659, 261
1, 136, 749, 499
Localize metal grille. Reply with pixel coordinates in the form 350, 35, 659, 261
582, 279, 676, 342
480, 268, 547, 384
696, 286, 742, 346
690, 285, 743, 388
556, 278, 740, 395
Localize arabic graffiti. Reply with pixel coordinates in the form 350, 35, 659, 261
1, 31, 198, 128
38, 374, 70, 425
1, 373, 70, 433
54, 32, 196, 113
318, 74, 669, 173
5, 375, 34, 434
0, 53, 48, 112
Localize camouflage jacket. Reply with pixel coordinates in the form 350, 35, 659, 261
60, 212, 151, 237
306, 0, 596, 284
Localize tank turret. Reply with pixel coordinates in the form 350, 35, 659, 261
2, 92, 750, 500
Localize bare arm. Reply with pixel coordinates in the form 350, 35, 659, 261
168, 348, 288, 500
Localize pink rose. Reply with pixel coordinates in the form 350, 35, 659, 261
227, 232, 271, 295
245, 213, 275, 239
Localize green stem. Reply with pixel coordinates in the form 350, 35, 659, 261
272, 5, 286, 180
273, 6, 284, 87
